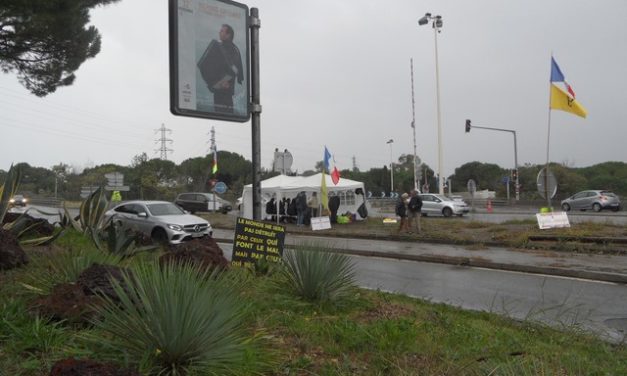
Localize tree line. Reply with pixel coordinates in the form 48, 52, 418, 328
2, 152, 625, 203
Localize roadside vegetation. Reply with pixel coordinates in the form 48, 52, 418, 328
1, 233, 626, 375
2, 165, 626, 374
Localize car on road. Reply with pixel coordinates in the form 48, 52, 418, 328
104, 200, 212, 245
174, 192, 232, 214
9, 194, 28, 207
420, 193, 469, 217
560, 190, 621, 212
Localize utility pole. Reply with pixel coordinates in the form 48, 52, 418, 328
352, 155, 358, 171
154, 123, 173, 160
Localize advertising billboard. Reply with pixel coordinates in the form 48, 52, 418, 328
169, 0, 250, 122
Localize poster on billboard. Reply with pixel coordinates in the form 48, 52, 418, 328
169, 0, 250, 122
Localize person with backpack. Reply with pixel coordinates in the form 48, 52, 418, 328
395, 192, 410, 233
408, 189, 423, 233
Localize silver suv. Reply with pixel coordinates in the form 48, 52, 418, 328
561, 190, 621, 212
104, 200, 212, 244
420, 194, 469, 217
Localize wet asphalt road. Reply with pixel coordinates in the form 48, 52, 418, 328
216, 242, 627, 343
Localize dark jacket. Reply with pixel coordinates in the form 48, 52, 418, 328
408, 195, 423, 213
395, 198, 407, 217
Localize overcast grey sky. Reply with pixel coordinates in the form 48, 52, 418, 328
1, 0, 626, 178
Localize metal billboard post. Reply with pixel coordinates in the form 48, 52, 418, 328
250, 7, 262, 220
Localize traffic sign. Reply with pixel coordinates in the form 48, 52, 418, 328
214, 181, 227, 194
536, 168, 557, 199
467, 179, 476, 195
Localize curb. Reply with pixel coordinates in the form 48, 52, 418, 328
214, 236, 627, 285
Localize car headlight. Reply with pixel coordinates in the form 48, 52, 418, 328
167, 224, 183, 231
9, 199, 14, 203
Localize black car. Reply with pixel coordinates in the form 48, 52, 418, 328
174, 192, 232, 214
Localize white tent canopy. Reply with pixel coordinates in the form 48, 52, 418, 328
241, 173, 367, 220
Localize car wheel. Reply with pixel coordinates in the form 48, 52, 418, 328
561, 203, 571, 212
151, 228, 169, 245
592, 203, 602, 212
442, 207, 453, 217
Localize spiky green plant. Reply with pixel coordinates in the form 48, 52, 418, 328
0, 164, 21, 224
277, 244, 357, 305
0, 165, 64, 246
92, 218, 159, 258
91, 262, 259, 375
64, 187, 109, 235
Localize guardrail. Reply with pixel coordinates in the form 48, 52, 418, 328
28, 197, 64, 207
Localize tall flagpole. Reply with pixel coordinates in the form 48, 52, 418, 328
410, 58, 418, 191
544, 53, 553, 209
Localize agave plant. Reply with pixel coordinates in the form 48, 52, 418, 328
277, 244, 357, 305
93, 218, 159, 258
62, 188, 155, 257
0, 165, 64, 245
0, 164, 22, 224
64, 187, 109, 235
91, 262, 259, 375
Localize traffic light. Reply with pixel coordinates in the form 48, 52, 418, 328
465, 119, 471, 133
511, 169, 518, 180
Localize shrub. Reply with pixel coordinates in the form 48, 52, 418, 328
277, 244, 357, 305
91, 262, 260, 375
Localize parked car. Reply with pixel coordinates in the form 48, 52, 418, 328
174, 192, 232, 214
560, 190, 621, 212
9, 194, 28, 207
104, 200, 212, 245
420, 193, 469, 217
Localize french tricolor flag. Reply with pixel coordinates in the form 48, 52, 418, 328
324, 146, 341, 185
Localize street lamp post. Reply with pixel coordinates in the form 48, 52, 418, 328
465, 119, 520, 201
418, 13, 444, 195
387, 139, 394, 193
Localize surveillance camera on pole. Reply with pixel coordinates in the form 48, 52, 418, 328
465, 119, 472, 133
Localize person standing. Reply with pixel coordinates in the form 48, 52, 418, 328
197, 24, 244, 113
395, 192, 410, 233
307, 192, 319, 218
295, 191, 308, 226
407, 190, 423, 233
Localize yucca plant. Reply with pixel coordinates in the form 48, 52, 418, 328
91, 262, 260, 375
277, 244, 357, 305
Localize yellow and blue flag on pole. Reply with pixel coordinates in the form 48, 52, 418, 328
549, 57, 587, 118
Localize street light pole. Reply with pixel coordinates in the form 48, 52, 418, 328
465, 120, 519, 201
418, 13, 445, 195
410, 58, 419, 192
387, 139, 394, 193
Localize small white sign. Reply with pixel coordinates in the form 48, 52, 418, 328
311, 216, 332, 231
536, 212, 570, 230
